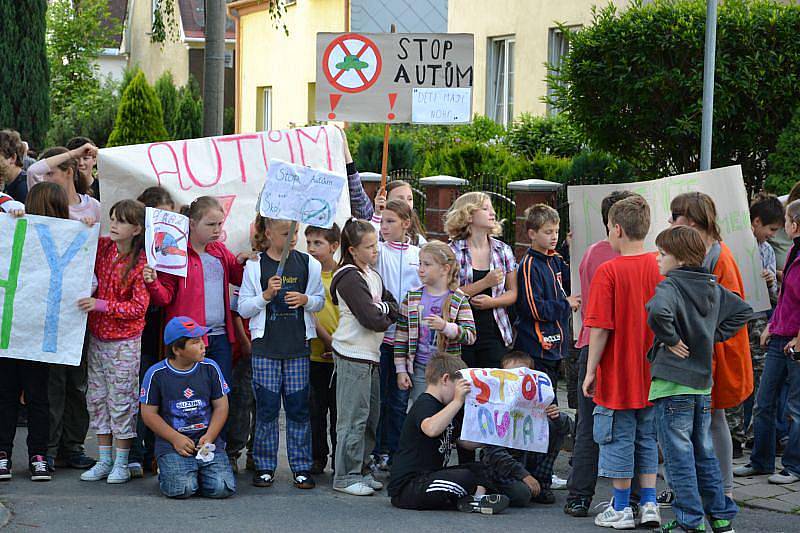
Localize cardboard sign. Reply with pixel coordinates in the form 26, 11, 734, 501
0, 214, 99, 366
568, 165, 770, 338
259, 159, 346, 229
98, 126, 350, 255
460, 367, 555, 453
316, 32, 474, 123
412, 88, 471, 124
145, 207, 189, 277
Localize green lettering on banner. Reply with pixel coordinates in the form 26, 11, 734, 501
0, 218, 27, 349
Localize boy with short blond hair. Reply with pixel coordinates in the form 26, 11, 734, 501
515, 204, 579, 393
582, 194, 663, 529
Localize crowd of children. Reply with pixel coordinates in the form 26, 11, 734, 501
4, 125, 800, 532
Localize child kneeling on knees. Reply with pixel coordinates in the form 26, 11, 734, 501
140, 316, 236, 499
388, 354, 509, 514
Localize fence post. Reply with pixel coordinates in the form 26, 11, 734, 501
359, 172, 382, 207
420, 175, 466, 242
507, 179, 563, 260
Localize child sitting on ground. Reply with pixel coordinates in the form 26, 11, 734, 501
480, 351, 571, 507
388, 354, 509, 514
140, 316, 236, 499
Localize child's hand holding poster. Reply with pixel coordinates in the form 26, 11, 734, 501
460, 367, 555, 453
145, 207, 189, 278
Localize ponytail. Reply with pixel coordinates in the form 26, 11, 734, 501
339, 218, 376, 269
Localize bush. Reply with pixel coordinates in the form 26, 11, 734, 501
172, 77, 203, 141
766, 106, 800, 195
46, 76, 120, 147
106, 71, 168, 147
530, 154, 572, 182
506, 113, 584, 159
355, 135, 416, 173
563, 150, 639, 185
155, 71, 179, 139
550, 0, 800, 193
420, 141, 532, 183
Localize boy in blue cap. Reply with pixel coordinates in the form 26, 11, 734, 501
140, 316, 236, 499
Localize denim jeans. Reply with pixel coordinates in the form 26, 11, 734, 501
207, 334, 233, 385
374, 343, 409, 457
157, 451, 236, 499
594, 405, 658, 479
750, 336, 800, 475
655, 394, 737, 528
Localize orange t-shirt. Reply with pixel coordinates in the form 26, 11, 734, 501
585, 253, 663, 410
711, 243, 753, 409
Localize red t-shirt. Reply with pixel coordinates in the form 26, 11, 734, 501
576, 240, 619, 348
584, 253, 662, 410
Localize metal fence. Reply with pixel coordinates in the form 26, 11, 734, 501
388, 168, 427, 225
463, 174, 516, 245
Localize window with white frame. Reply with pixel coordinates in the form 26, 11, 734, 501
487, 36, 515, 126
256, 87, 272, 131
151, 0, 159, 29
547, 26, 580, 115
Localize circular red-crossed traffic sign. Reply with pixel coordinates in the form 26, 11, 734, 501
322, 33, 382, 94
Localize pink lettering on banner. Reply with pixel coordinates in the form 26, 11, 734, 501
296, 127, 333, 170
494, 410, 511, 438
215, 195, 236, 243
184, 139, 222, 188
215, 134, 261, 184
148, 142, 191, 191
265, 129, 296, 164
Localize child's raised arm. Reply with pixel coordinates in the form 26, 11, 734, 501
143, 267, 178, 307
237, 258, 270, 319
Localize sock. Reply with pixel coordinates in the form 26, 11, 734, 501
98, 445, 113, 466
640, 487, 657, 505
113, 448, 130, 469
613, 487, 631, 511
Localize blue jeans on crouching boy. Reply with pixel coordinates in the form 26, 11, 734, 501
374, 342, 409, 459
655, 394, 737, 528
158, 451, 236, 499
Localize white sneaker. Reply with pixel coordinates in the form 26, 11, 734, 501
363, 473, 383, 490
551, 474, 568, 490
107, 464, 131, 484
333, 481, 374, 496
81, 461, 113, 481
638, 502, 661, 528
768, 469, 800, 484
594, 502, 636, 529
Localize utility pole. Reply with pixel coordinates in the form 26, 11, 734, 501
699, 0, 717, 170
203, 0, 225, 136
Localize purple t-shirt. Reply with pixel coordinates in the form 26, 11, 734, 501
416, 290, 449, 365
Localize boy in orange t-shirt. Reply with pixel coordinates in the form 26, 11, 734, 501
582, 195, 663, 530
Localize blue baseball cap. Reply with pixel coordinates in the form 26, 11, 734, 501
164, 316, 211, 345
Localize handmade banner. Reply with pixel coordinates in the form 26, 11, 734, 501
0, 214, 100, 366
145, 207, 189, 277
98, 125, 350, 255
568, 165, 770, 338
316, 32, 474, 123
460, 367, 555, 453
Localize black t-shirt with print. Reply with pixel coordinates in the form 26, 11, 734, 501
388, 392, 462, 496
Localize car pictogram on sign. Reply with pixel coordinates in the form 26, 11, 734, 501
322, 33, 382, 94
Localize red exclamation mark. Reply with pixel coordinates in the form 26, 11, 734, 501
387, 93, 397, 120
328, 94, 342, 120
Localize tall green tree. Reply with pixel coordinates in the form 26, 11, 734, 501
549, 0, 800, 193
172, 76, 203, 140
155, 71, 179, 138
107, 71, 168, 147
0, 0, 50, 147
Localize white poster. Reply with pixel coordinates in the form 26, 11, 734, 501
460, 367, 555, 453
0, 214, 99, 366
98, 126, 350, 255
145, 207, 189, 277
259, 159, 346, 228
411, 88, 472, 124
568, 166, 770, 339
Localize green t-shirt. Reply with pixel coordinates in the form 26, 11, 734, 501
649, 378, 712, 401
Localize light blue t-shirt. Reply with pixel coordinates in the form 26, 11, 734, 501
200, 253, 226, 335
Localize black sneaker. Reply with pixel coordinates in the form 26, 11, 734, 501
252, 470, 274, 487
0, 451, 11, 480
532, 488, 556, 504
564, 497, 591, 517
658, 488, 675, 509
293, 471, 315, 489
457, 494, 510, 515
732, 441, 743, 459
29, 455, 52, 481
709, 518, 735, 533
57, 452, 96, 470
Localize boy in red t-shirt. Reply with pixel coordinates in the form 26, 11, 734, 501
582, 195, 663, 530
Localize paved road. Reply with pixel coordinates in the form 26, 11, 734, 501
2, 431, 799, 532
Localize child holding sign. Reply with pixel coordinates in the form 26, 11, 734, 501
394, 241, 475, 403
647, 226, 750, 533
238, 218, 325, 490
78, 200, 150, 484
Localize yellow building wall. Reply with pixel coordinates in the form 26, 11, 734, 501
448, 0, 632, 119
128, 0, 190, 85
238, 0, 345, 132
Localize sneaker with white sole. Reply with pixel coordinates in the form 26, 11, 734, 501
333, 481, 374, 496
363, 473, 383, 491
768, 469, 800, 485
594, 502, 636, 529
638, 502, 661, 528
80, 461, 113, 481
107, 465, 131, 484
128, 462, 144, 479
457, 494, 510, 515
29, 455, 52, 482
551, 474, 568, 490
732, 463, 769, 477
658, 489, 675, 509
0, 451, 11, 480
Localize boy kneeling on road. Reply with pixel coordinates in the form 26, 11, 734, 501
388, 354, 509, 514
